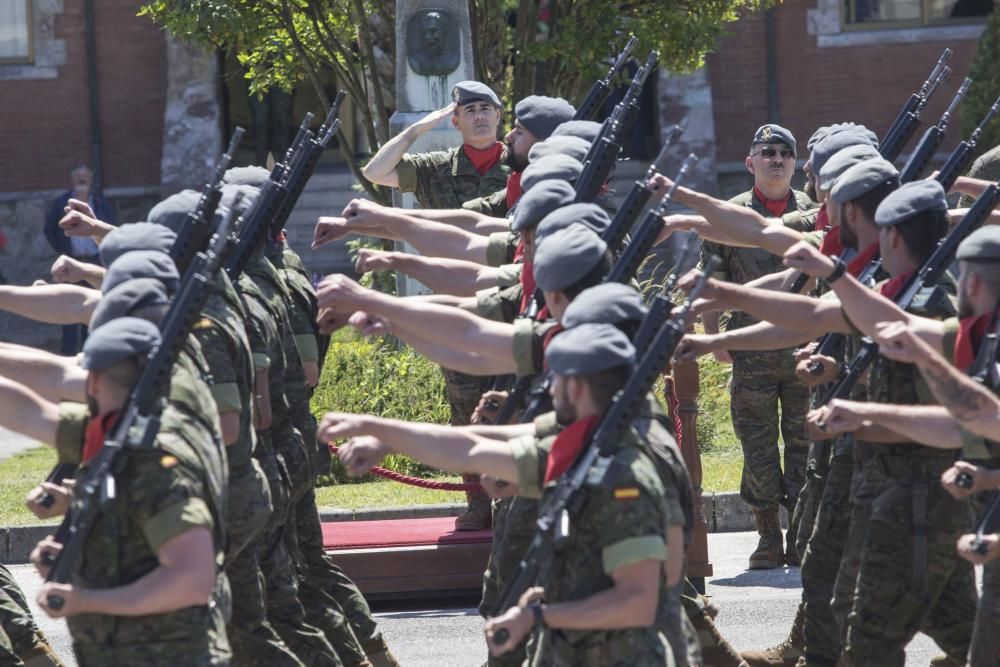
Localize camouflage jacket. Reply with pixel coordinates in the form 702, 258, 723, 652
958, 144, 1000, 208
396, 144, 510, 210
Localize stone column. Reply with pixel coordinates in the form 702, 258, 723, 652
160, 34, 221, 195
389, 0, 475, 295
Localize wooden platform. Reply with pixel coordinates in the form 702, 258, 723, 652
324, 517, 491, 598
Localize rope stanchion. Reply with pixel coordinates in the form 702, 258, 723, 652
669, 386, 684, 443
328, 443, 481, 492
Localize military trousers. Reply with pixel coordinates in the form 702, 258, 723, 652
843, 452, 977, 667
441, 367, 491, 426
971, 559, 1000, 666
0, 564, 39, 658
730, 351, 810, 517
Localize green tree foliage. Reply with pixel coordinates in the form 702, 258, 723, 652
140, 0, 774, 199
961, 3, 1000, 160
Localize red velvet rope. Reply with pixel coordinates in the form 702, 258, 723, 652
669, 389, 684, 443
328, 444, 481, 492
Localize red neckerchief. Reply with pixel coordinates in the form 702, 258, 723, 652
82, 410, 120, 464
847, 242, 879, 278
813, 204, 828, 232
753, 186, 792, 218
513, 238, 524, 264
543, 415, 600, 484
463, 142, 504, 176
818, 226, 843, 258
879, 270, 915, 300
954, 313, 993, 372
519, 261, 537, 313
539, 323, 565, 371
506, 171, 524, 209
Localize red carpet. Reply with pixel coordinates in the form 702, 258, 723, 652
323, 517, 493, 550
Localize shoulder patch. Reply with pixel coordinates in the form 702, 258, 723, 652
160, 454, 179, 468
613, 487, 640, 501
192, 317, 214, 331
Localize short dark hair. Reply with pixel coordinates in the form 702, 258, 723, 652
893, 209, 949, 264
852, 177, 900, 221
562, 252, 612, 301
580, 364, 629, 411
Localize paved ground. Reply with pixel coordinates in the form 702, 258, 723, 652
0, 428, 38, 461
10, 531, 959, 666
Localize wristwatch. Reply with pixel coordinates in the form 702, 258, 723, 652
825, 256, 848, 285
528, 601, 546, 629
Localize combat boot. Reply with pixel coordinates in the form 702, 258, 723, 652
455, 474, 492, 531
784, 528, 800, 566
741, 602, 804, 667
749, 509, 784, 570
362, 636, 402, 667
690, 610, 748, 667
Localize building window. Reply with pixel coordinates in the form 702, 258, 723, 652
843, 0, 993, 28
0, 0, 32, 64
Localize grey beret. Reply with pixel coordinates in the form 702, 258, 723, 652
534, 225, 608, 292
830, 158, 899, 205
528, 136, 592, 164
550, 120, 603, 143
818, 144, 882, 192
224, 166, 270, 188
147, 190, 200, 235
545, 323, 635, 377
510, 179, 576, 232
81, 316, 161, 371
562, 283, 648, 329
521, 154, 583, 192
874, 179, 948, 227
826, 122, 879, 147
536, 203, 611, 243
102, 251, 180, 294
812, 130, 879, 180
957, 225, 1000, 263
90, 278, 171, 330
807, 126, 832, 153
515, 95, 576, 141
751, 124, 796, 156
99, 222, 178, 268
451, 80, 500, 107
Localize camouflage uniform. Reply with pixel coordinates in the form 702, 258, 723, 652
52, 398, 231, 666
841, 286, 977, 667
237, 269, 343, 667
195, 274, 302, 666
268, 242, 391, 663
508, 429, 673, 666
0, 563, 61, 666
700, 189, 815, 537
957, 144, 1000, 208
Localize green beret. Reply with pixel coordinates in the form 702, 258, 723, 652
451, 80, 500, 107
536, 203, 611, 243
515, 96, 576, 140
818, 144, 881, 192
812, 130, 879, 180
99, 222, 178, 268
510, 180, 576, 232
534, 225, 607, 292
224, 166, 270, 188
82, 316, 161, 371
147, 190, 200, 235
561, 283, 647, 329
957, 225, 1000, 263
528, 136, 591, 164
545, 323, 635, 377
751, 124, 796, 156
830, 158, 899, 205
521, 154, 583, 192
90, 278, 170, 330
102, 251, 180, 295
874, 179, 948, 227
550, 120, 602, 143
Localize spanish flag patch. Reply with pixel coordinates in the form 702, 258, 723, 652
192, 318, 214, 330
160, 455, 179, 469
613, 487, 640, 501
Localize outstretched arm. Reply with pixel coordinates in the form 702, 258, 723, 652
406, 208, 510, 235
0, 284, 100, 326
811, 400, 961, 449
356, 248, 499, 296
361, 104, 456, 187
674, 322, 819, 362
0, 376, 60, 445
0, 343, 87, 402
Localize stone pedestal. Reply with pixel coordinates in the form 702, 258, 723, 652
389, 0, 475, 295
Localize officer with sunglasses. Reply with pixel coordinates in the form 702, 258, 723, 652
699, 124, 818, 572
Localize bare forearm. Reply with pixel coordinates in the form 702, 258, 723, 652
855, 404, 962, 449
361, 127, 417, 186
711, 322, 818, 352
407, 208, 508, 235
680, 188, 801, 255
830, 272, 910, 337
0, 377, 59, 445
462, 423, 536, 440
721, 284, 846, 333
393, 322, 515, 375
917, 350, 1000, 440
0, 344, 86, 402
391, 254, 492, 296
0, 285, 98, 325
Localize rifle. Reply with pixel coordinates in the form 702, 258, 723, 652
225, 96, 345, 280
606, 154, 699, 284
817, 178, 1000, 407
170, 127, 245, 274
936, 94, 1000, 193
602, 125, 684, 254
574, 50, 660, 204
36, 463, 79, 510
880, 49, 953, 163
44, 203, 242, 610
806, 258, 883, 376
490, 256, 720, 641
898, 78, 972, 184
574, 36, 639, 122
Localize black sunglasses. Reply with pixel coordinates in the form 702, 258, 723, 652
753, 147, 795, 159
